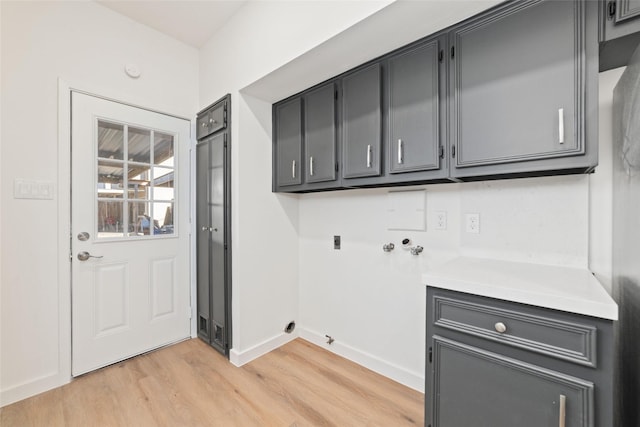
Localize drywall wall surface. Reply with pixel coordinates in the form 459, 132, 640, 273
591, 67, 626, 294
199, 0, 396, 361
0, 0, 198, 406
298, 175, 590, 391
200, 0, 502, 364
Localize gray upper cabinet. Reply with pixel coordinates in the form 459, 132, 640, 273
342, 63, 382, 180
196, 100, 226, 140
600, 0, 640, 71
272, 0, 598, 193
450, 0, 597, 179
304, 82, 338, 185
388, 40, 441, 175
273, 97, 303, 190
602, 0, 640, 40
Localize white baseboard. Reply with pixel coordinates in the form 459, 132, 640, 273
298, 327, 424, 393
229, 331, 298, 367
1, 372, 70, 408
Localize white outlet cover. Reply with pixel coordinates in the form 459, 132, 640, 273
434, 211, 447, 230
465, 213, 480, 234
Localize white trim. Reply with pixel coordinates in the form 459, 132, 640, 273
229, 332, 298, 367
298, 327, 425, 393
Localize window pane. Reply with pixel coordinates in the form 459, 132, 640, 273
97, 160, 124, 198
129, 201, 151, 236
98, 121, 124, 160
128, 127, 151, 163
97, 200, 124, 238
128, 165, 150, 200
153, 202, 174, 235
154, 132, 174, 166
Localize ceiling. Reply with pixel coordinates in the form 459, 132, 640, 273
96, 0, 248, 48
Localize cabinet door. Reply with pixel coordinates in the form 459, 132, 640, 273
388, 41, 440, 174
196, 140, 211, 342
304, 83, 337, 183
274, 98, 303, 188
342, 63, 381, 179
450, 0, 588, 177
430, 337, 594, 427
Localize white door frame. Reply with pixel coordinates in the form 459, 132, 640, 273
57, 79, 197, 384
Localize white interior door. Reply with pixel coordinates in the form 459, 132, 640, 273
71, 92, 191, 376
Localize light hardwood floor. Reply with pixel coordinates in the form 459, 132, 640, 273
1, 338, 424, 426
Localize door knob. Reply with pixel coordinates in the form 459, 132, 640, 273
77, 251, 103, 261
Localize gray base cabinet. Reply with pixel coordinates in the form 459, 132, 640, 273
426, 288, 613, 427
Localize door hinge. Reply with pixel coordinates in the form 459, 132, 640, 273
335, 162, 339, 172
439, 146, 444, 159
69, 251, 73, 262
451, 145, 456, 158
608, 1, 616, 18
451, 46, 455, 59
335, 89, 338, 100
428, 346, 433, 363
438, 50, 444, 63
187, 306, 192, 319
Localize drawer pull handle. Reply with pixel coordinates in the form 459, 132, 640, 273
559, 394, 566, 427
494, 322, 507, 333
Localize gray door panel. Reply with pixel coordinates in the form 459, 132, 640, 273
432, 336, 593, 427
275, 98, 302, 187
452, 0, 581, 170
342, 63, 382, 179
196, 141, 210, 342
388, 40, 440, 174
304, 83, 337, 183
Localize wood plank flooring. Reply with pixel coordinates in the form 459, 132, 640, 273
0, 338, 424, 426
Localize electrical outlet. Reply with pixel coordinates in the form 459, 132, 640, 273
434, 211, 447, 230
465, 213, 480, 234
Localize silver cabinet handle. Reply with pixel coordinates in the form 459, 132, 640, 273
201, 122, 207, 128
398, 139, 403, 164
494, 322, 507, 333
292, 160, 296, 178
559, 394, 566, 427
558, 108, 564, 144
309, 156, 314, 176
366, 144, 372, 168
77, 251, 103, 261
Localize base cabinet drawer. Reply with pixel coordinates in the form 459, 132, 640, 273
432, 336, 593, 427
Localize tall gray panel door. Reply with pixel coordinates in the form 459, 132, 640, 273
388, 40, 440, 174
431, 337, 593, 427
275, 98, 302, 188
450, 0, 584, 174
196, 96, 231, 356
304, 82, 337, 184
342, 63, 381, 179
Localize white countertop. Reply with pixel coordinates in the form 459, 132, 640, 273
422, 257, 618, 320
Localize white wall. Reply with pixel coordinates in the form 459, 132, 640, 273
591, 67, 626, 293
0, 1, 198, 406
198, 0, 503, 366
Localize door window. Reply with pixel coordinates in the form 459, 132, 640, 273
96, 119, 176, 239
